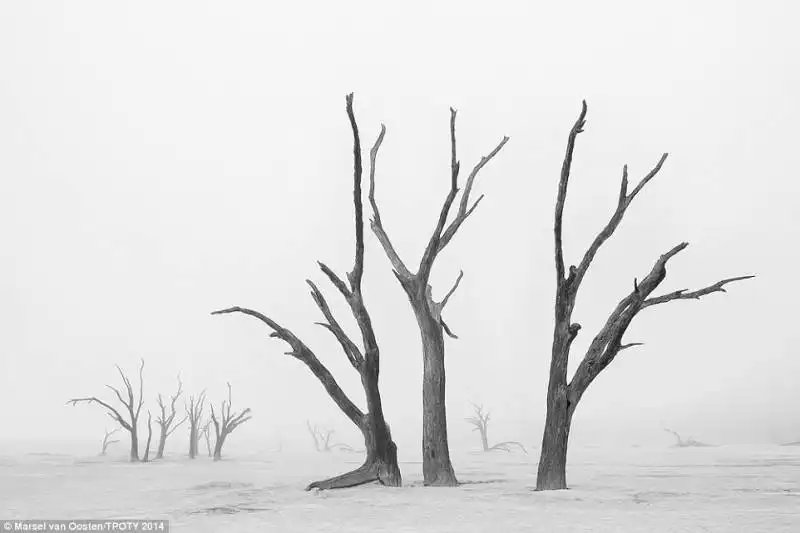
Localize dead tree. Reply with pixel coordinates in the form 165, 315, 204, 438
185, 391, 206, 459
142, 411, 154, 462
537, 101, 753, 490
209, 383, 252, 461
201, 419, 213, 457
213, 94, 403, 490
306, 420, 330, 452
368, 106, 508, 486
465, 403, 527, 454
67, 359, 146, 462
154, 375, 189, 459
306, 420, 357, 452
664, 428, 711, 448
99, 428, 120, 456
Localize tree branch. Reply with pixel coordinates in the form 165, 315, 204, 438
643, 275, 754, 308
569, 242, 691, 398
438, 270, 464, 311
367, 124, 412, 280
570, 153, 669, 296
345, 93, 365, 292
66, 397, 131, 431
306, 280, 364, 370
211, 306, 365, 428
438, 135, 509, 254
555, 100, 588, 284
418, 109, 461, 279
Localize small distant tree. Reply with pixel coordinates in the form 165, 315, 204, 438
465, 404, 527, 453
209, 383, 252, 461
67, 359, 146, 462
154, 376, 189, 459
306, 420, 357, 452
200, 419, 213, 457
99, 428, 120, 456
185, 391, 206, 459
537, 101, 752, 490
664, 428, 711, 448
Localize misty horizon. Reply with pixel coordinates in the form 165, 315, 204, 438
2, 1, 797, 460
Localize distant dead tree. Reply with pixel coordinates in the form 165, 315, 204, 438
185, 391, 206, 459
664, 428, 712, 448
67, 359, 146, 462
99, 428, 120, 456
368, 103, 508, 487
537, 101, 752, 490
213, 94, 403, 490
154, 375, 188, 459
306, 420, 358, 452
142, 411, 154, 462
200, 419, 213, 457
209, 383, 252, 461
465, 404, 527, 454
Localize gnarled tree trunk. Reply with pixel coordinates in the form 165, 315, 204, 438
414, 304, 456, 485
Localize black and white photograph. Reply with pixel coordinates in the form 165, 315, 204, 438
1, 1, 797, 531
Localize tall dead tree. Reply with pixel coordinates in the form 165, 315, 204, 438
465, 403, 527, 453
99, 428, 120, 456
185, 391, 206, 459
67, 359, 146, 462
368, 106, 508, 486
154, 376, 188, 459
213, 94, 403, 490
209, 383, 252, 461
537, 101, 753, 490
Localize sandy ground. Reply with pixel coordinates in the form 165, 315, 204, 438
1, 445, 798, 532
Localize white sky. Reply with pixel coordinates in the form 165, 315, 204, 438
1, 1, 798, 456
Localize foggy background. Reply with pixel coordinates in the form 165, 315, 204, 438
1, 1, 797, 459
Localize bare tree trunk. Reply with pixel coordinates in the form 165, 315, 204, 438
156, 432, 167, 460
188, 425, 198, 459
200, 420, 213, 457
308, 359, 401, 489
142, 412, 154, 463
536, 376, 572, 490
414, 303, 456, 486
213, 433, 226, 461
130, 427, 140, 462
479, 429, 489, 452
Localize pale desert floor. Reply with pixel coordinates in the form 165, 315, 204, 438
1, 444, 798, 532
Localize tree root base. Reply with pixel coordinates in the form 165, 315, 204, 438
305, 462, 402, 491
